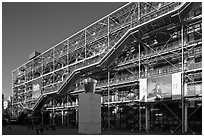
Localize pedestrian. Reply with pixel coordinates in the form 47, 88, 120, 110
8, 118, 11, 129
53, 123, 56, 131
51, 123, 56, 131
31, 119, 34, 130
40, 123, 44, 135
3, 119, 6, 127
7, 120, 11, 129
27, 123, 30, 130
36, 126, 39, 135
8, 126, 11, 129
26, 118, 30, 130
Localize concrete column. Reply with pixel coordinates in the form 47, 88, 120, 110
78, 77, 101, 134
78, 93, 101, 134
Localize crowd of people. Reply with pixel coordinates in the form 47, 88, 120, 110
25, 117, 56, 135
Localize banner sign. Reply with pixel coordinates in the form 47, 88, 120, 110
172, 72, 181, 99
185, 83, 202, 96
32, 78, 42, 99
147, 75, 172, 101
139, 73, 200, 102
195, 84, 202, 95
139, 79, 147, 102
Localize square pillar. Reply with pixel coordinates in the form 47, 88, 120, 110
78, 93, 101, 134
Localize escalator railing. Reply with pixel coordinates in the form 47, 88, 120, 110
32, 2, 187, 111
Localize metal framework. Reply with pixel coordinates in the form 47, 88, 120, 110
12, 2, 202, 134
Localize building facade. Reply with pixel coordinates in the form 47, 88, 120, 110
12, 2, 202, 133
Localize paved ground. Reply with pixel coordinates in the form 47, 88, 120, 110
2, 125, 201, 135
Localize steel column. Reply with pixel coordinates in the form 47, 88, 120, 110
181, 24, 187, 133
138, 41, 142, 131
107, 70, 110, 130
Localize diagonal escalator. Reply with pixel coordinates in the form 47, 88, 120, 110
32, 2, 191, 112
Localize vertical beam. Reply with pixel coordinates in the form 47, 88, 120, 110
138, 2, 141, 131
41, 54, 43, 82
11, 72, 14, 117
52, 98, 55, 125
52, 48, 54, 83
137, 3, 142, 131
145, 106, 150, 131
62, 110, 64, 125
138, 0, 141, 127
67, 95, 69, 126
181, 24, 187, 133
107, 70, 110, 130
138, 41, 142, 131
108, 15, 110, 49
76, 97, 78, 125
107, 15, 111, 130
138, 2, 140, 20
85, 29, 87, 59
181, 25, 184, 79
42, 111, 44, 126
67, 40, 69, 66
184, 102, 188, 132
130, 4, 133, 29
11, 71, 13, 115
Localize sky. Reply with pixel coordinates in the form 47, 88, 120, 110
2, 2, 126, 99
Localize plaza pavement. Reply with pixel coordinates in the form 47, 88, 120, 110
2, 125, 200, 135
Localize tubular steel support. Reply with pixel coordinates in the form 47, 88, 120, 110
52, 98, 55, 125
107, 14, 111, 130
181, 24, 187, 133
107, 70, 110, 130
138, 3, 142, 131
42, 111, 44, 126
75, 98, 78, 125
138, 41, 142, 131
85, 30, 87, 59
61, 110, 64, 125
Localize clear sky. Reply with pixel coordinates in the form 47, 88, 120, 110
2, 2, 126, 99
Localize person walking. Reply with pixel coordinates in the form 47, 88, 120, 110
2, 118, 7, 127
7, 117, 11, 129
26, 118, 30, 130
39, 123, 44, 135
31, 119, 34, 130
51, 122, 56, 131
36, 125, 39, 135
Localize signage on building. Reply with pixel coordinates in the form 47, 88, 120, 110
172, 72, 181, 99
139, 73, 200, 102
3, 101, 8, 109
139, 78, 147, 102
147, 75, 172, 101
185, 83, 202, 97
32, 78, 42, 99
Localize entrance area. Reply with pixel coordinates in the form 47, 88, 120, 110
100, 100, 202, 134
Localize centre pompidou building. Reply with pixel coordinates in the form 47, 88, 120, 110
12, 2, 202, 134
